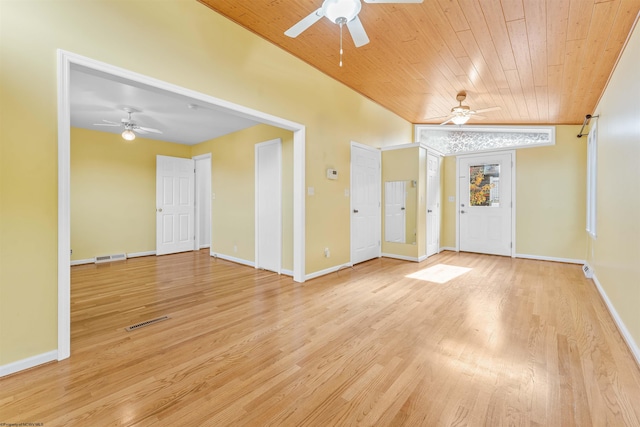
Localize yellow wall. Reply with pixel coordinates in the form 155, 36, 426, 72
0, 1, 410, 366
439, 126, 587, 258
588, 22, 640, 348
516, 126, 587, 259
191, 124, 294, 271
381, 147, 420, 258
71, 128, 192, 261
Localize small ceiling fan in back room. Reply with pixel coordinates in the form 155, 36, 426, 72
432, 92, 501, 125
93, 107, 162, 141
285, 0, 423, 66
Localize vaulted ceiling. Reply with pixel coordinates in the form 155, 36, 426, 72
199, 0, 639, 125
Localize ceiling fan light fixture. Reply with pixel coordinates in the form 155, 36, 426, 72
323, 0, 361, 23
451, 115, 470, 125
122, 129, 136, 141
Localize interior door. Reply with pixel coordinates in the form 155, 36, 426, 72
351, 143, 381, 265
458, 152, 513, 256
426, 153, 440, 257
156, 155, 195, 256
255, 139, 282, 273
384, 180, 406, 243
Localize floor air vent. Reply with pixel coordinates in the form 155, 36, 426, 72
125, 315, 170, 332
582, 264, 593, 279
95, 253, 127, 264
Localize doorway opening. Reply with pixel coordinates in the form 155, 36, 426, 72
58, 50, 306, 361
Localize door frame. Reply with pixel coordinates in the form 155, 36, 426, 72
193, 153, 212, 250
57, 50, 306, 362
425, 151, 442, 257
455, 150, 516, 256
255, 138, 282, 274
350, 141, 381, 265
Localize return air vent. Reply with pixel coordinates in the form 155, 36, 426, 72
582, 264, 593, 279
95, 253, 127, 264
125, 315, 170, 332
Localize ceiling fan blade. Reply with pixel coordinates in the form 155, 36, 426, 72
137, 126, 162, 134
346, 16, 370, 47
474, 106, 501, 114
133, 128, 148, 134
285, 8, 323, 38
364, 0, 424, 3
93, 123, 120, 127
439, 117, 454, 125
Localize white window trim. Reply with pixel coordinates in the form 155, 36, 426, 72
586, 120, 598, 238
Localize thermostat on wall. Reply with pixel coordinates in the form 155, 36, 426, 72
327, 169, 338, 180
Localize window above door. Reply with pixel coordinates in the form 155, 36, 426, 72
415, 125, 555, 156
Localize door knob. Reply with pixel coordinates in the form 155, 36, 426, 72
461, 210, 466, 214
157, 208, 163, 212
353, 209, 359, 213
427, 209, 433, 213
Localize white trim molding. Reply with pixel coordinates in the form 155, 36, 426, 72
515, 254, 585, 264
128, 251, 157, 258
381, 253, 420, 262
211, 253, 255, 268
305, 263, 353, 281
590, 269, 640, 366
0, 350, 58, 378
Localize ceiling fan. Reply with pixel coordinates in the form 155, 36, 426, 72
437, 92, 501, 125
93, 107, 162, 141
285, 0, 423, 66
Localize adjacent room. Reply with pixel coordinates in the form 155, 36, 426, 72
1, 0, 639, 425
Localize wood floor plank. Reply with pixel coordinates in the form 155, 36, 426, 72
1, 250, 640, 426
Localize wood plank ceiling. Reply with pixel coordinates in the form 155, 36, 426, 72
199, 0, 640, 125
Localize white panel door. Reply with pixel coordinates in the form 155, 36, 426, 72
426, 153, 440, 257
458, 152, 513, 256
156, 155, 195, 256
351, 144, 381, 265
384, 180, 406, 243
255, 139, 281, 273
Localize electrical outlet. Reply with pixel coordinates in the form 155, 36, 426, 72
324, 247, 330, 258
70, 249, 73, 255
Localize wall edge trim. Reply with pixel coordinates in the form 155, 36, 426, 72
0, 350, 58, 378
305, 263, 353, 281
590, 268, 640, 367
128, 251, 156, 258
381, 253, 420, 262
213, 253, 255, 268
515, 253, 585, 264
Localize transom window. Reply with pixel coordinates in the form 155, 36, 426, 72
415, 125, 555, 155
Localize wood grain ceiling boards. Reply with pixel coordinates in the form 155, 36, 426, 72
198, 0, 640, 125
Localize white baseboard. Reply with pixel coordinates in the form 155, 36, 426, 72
515, 253, 585, 264
0, 350, 57, 378
590, 270, 640, 367
281, 269, 294, 277
128, 250, 156, 258
199, 245, 211, 249
418, 254, 429, 262
381, 253, 420, 262
70, 258, 94, 266
439, 247, 457, 252
212, 253, 255, 268
305, 263, 353, 281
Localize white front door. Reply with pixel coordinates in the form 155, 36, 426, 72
426, 153, 440, 257
255, 139, 282, 273
458, 152, 513, 256
156, 155, 195, 256
351, 143, 381, 265
384, 180, 406, 243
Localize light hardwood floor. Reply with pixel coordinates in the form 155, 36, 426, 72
2, 250, 640, 426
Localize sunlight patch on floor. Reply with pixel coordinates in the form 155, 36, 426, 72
406, 264, 472, 284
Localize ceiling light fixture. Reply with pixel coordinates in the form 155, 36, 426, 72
451, 115, 470, 125
122, 128, 136, 141
322, 0, 362, 67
